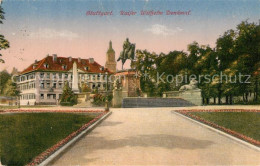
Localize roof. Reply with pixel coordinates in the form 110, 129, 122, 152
20, 55, 112, 75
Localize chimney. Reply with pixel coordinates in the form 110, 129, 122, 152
69, 56, 72, 62
78, 57, 81, 63
53, 54, 57, 62
34, 60, 38, 64
89, 58, 94, 64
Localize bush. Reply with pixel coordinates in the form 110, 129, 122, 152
92, 93, 113, 106
60, 81, 77, 106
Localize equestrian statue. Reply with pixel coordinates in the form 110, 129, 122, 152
117, 38, 135, 70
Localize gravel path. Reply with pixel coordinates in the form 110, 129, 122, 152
51, 107, 260, 165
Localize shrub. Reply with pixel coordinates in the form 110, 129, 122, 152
60, 81, 77, 106
92, 93, 113, 106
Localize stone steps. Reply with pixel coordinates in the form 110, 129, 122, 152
122, 98, 195, 108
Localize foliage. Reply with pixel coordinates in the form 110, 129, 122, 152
92, 93, 113, 106
134, 20, 260, 104
0, 70, 11, 95
3, 79, 20, 96
0, 113, 95, 165
81, 82, 91, 92
60, 81, 77, 106
0, 4, 10, 63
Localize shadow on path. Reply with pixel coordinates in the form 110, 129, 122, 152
99, 121, 123, 127
63, 134, 214, 164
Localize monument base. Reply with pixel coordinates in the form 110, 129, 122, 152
114, 69, 141, 97
113, 89, 123, 107
179, 89, 202, 106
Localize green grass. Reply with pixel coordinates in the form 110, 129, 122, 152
190, 112, 260, 141
0, 113, 96, 166
0, 105, 55, 110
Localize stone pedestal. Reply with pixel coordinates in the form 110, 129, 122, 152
179, 89, 202, 106
113, 89, 123, 107
114, 69, 141, 97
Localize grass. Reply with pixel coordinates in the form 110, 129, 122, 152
0, 113, 96, 166
190, 112, 260, 141
0, 105, 55, 110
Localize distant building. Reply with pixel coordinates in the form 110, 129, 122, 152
105, 41, 117, 73
16, 43, 115, 105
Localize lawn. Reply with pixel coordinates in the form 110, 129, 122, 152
190, 112, 260, 141
0, 105, 55, 110
0, 113, 96, 166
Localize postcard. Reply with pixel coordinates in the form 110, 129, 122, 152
0, 0, 259, 165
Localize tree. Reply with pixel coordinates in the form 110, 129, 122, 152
60, 81, 77, 106
0, 4, 10, 63
0, 70, 11, 94
3, 79, 20, 96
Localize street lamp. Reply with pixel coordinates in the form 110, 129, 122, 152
105, 72, 109, 111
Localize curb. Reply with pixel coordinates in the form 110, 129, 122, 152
172, 111, 260, 152
38, 111, 112, 166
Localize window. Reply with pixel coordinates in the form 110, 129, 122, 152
46, 73, 50, 79
53, 73, 57, 79
40, 94, 44, 99
58, 82, 62, 88
53, 94, 56, 99
64, 74, 68, 79
85, 66, 89, 71
97, 75, 100, 80
47, 94, 51, 99
40, 82, 45, 89
62, 65, 67, 70
92, 84, 96, 89
44, 63, 49, 68
92, 75, 96, 81
46, 82, 50, 88
40, 73, 44, 78
30, 74, 35, 79
53, 82, 57, 88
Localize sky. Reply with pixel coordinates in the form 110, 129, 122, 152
0, 0, 259, 72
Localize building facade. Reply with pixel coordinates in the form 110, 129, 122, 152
16, 51, 114, 105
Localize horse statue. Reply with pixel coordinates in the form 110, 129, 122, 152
117, 38, 135, 70
179, 78, 199, 91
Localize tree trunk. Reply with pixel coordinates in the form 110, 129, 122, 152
206, 98, 209, 105
225, 95, 229, 104
218, 84, 222, 105
255, 76, 258, 101
229, 95, 233, 105
214, 97, 216, 104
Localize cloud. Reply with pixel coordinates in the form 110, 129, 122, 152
30, 28, 79, 40
145, 24, 183, 36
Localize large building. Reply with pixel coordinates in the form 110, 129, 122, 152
16, 41, 116, 105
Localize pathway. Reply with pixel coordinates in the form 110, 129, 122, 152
51, 107, 260, 165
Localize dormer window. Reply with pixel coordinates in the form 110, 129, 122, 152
33, 65, 37, 69
62, 65, 67, 70
85, 66, 89, 71
100, 67, 104, 71
44, 63, 49, 68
